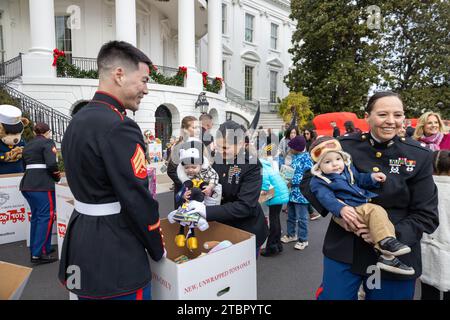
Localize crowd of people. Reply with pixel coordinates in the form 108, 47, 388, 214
12, 41, 448, 301
160, 93, 449, 300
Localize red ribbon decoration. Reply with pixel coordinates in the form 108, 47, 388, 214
52, 48, 65, 67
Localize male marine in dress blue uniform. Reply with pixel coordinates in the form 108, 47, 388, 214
58, 41, 165, 300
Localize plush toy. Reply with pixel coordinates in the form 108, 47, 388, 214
168, 185, 209, 250
0, 105, 30, 174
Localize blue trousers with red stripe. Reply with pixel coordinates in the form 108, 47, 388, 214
316, 256, 415, 300
78, 284, 151, 300
22, 191, 55, 257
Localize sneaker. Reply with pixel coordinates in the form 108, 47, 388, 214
376, 255, 415, 275
294, 241, 309, 250
310, 212, 321, 221
280, 235, 297, 244
378, 237, 411, 256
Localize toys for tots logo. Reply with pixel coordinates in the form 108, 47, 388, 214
58, 223, 67, 237
0, 208, 29, 224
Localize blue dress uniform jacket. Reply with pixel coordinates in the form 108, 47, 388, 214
58, 92, 164, 298
310, 165, 379, 217
206, 153, 269, 248
303, 132, 439, 280
19, 136, 60, 191
0, 140, 25, 174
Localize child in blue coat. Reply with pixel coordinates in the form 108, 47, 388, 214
309, 136, 414, 275
280, 135, 313, 251
259, 143, 289, 257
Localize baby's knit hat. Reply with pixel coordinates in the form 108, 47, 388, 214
179, 139, 204, 165
309, 136, 353, 184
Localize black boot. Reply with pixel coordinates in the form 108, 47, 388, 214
31, 254, 57, 265
260, 246, 280, 257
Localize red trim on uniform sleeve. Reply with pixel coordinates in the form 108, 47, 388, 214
148, 219, 160, 231
315, 285, 324, 300
130, 144, 148, 179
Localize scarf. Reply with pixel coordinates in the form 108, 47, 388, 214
419, 132, 444, 151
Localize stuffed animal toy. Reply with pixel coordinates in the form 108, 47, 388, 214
0, 105, 30, 174
168, 185, 209, 250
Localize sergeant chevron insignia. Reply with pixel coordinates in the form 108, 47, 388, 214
131, 144, 148, 179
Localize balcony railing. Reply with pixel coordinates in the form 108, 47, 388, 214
259, 101, 280, 113
59, 57, 185, 86
72, 56, 97, 72
1, 85, 71, 143
0, 54, 22, 85
225, 85, 259, 113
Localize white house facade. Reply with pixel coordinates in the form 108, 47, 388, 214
0, 0, 294, 145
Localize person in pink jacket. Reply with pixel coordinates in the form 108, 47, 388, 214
414, 112, 450, 151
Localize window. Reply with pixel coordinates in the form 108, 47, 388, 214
55, 15, 72, 62
270, 23, 278, 50
222, 4, 227, 34
245, 14, 254, 42
270, 71, 278, 103
245, 65, 253, 101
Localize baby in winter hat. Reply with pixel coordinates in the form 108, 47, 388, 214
309, 136, 414, 275
176, 139, 220, 207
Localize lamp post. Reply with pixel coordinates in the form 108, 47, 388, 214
195, 91, 209, 114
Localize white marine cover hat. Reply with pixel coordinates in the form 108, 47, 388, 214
0, 105, 25, 134
0, 105, 22, 125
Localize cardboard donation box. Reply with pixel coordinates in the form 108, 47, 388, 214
55, 183, 75, 259
150, 220, 257, 300
0, 261, 32, 300
0, 173, 30, 245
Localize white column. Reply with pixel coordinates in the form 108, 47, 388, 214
115, 0, 136, 46
22, 0, 56, 78
29, 0, 56, 54
207, 0, 222, 78
178, 0, 196, 68
178, 0, 202, 90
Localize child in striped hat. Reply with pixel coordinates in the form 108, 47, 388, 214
309, 136, 414, 275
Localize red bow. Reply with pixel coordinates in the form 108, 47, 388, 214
202, 71, 208, 86
52, 48, 65, 66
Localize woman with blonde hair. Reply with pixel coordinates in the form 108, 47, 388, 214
413, 111, 450, 151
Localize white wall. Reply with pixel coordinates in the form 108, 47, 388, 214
0, 0, 30, 61
199, 0, 294, 111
